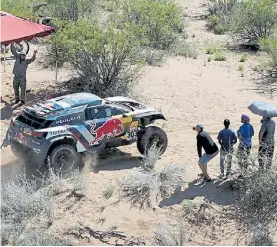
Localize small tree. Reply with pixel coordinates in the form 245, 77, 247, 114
228, 0, 277, 45
117, 0, 185, 50
49, 20, 142, 97
255, 30, 277, 95
206, 0, 238, 34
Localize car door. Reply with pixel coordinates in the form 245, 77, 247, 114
84, 105, 132, 146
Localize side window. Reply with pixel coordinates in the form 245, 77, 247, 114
110, 107, 125, 116
86, 106, 126, 120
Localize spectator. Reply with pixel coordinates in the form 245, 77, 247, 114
11, 42, 37, 104
258, 116, 275, 170
217, 119, 237, 179
193, 124, 219, 182
237, 114, 254, 175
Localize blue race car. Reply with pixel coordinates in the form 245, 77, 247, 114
2, 93, 168, 173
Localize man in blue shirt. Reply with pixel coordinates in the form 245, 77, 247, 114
217, 119, 237, 179
237, 114, 254, 174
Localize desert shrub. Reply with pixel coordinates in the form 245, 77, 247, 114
172, 40, 198, 59
50, 20, 142, 97
248, 225, 275, 246
228, 0, 277, 46
232, 169, 277, 229
153, 220, 189, 246
138, 47, 168, 66
238, 64, 244, 71
1, 173, 54, 245
206, 0, 238, 34
117, 0, 185, 50
257, 32, 277, 94
214, 50, 226, 61
13, 228, 72, 246
239, 53, 248, 62
1, 168, 86, 245
118, 145, 185, 209
1, 0, 36, 19
39, 0, 98, 22
206, 45, 218, 54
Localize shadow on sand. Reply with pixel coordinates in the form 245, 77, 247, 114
159, 178, 235, 207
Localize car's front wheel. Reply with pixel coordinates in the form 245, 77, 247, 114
137, 126, 168, 156
48, 144, 80, 174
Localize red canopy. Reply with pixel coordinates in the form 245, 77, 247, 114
0, 11, 54, 46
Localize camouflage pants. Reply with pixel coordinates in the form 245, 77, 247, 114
13, 76, 27, 101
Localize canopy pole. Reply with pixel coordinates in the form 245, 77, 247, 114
55, 60, 58, 83
4, 47, 6, 72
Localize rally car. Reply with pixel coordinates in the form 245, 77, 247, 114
2, 93, 168, 173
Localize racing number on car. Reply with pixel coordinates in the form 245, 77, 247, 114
126, 128, 138, 140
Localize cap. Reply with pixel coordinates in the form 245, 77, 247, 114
193, 124, 204, 131
241, 114, 250, 121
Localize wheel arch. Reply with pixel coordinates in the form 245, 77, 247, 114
47, 136, 77, 156
139, 113, 166, 127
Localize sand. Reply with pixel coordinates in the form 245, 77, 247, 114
1, 0, 276, 245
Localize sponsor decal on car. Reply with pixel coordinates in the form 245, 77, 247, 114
50, 129, 68, 135
55, 115, 82, 124
89, 118, 123, 145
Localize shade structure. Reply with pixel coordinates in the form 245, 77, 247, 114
248, 101, 277, 118
0, 11, 54, 46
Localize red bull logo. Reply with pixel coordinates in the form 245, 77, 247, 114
14, 132, 28, 145
89, 118, 123, 145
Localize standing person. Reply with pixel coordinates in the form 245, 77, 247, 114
11, 42, 37, 104
237, 114, 254, 174
193, 124, 219, 182
258, 116, 275, 170
217, 119, 237, 179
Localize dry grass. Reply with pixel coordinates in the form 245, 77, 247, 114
153, 219, 190, 246
118, 145, 185, 209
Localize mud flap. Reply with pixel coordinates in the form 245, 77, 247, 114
1, 133, 11, 149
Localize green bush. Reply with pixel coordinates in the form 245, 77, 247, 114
214, 50, 226, 61
206, 0, 238, 34
118, 0, 185, 50
239, 53, 248, 62
260, 32, 277, 66
257, 30, 277, 94
41, 0, 98, 22
50, 19, 142, 97
1, 0, 36, 19
206, 45, 218, 54
238, 64, 244, 71
228, 0, 277, 45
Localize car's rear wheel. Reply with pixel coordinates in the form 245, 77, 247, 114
137, 126, 168, 156
48, 144, 80, 174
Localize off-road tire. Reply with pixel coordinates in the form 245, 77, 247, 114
48, 144, 80, 174
137, 126, 168, 156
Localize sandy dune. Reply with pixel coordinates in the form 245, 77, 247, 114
1, 0, 276, 245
